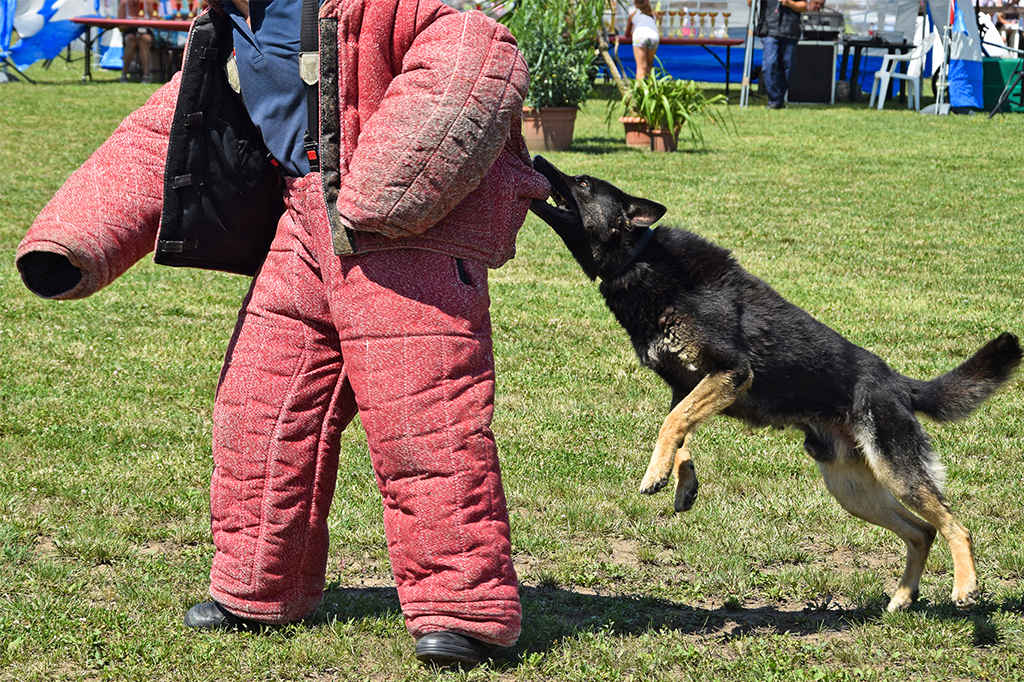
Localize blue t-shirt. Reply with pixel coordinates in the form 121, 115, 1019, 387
226, 0, 319, 177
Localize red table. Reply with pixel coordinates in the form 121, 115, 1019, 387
71, 16, 193, 82
611, 35, 745, 94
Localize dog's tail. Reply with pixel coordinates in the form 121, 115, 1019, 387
909, 332, 1022, 422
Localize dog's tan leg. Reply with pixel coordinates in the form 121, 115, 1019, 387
668, 389, 699, 512
855, 417, 980, 610
640, 368, 751, 506
869, 463, 978, 608
818, 457, 937, 612
912, 501, 977, 608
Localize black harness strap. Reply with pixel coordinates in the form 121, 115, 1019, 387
301, 0, 320, 173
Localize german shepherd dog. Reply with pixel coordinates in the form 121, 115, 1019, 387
529, 156, 1022, 612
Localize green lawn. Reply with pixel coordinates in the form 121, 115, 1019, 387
1, 56, 1023, 681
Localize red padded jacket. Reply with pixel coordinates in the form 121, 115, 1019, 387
17, 0, 549, 299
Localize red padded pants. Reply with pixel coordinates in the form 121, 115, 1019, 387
206, 175, 521, 646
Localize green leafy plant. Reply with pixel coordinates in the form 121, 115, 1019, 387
505, 0, 602, 109
619, 66, 731, 146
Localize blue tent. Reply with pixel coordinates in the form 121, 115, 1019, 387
1, 0, 20, 79
4, 0, 97, 72
0, 0, 13, 55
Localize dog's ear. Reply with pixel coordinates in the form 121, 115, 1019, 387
625, 197, 667, 230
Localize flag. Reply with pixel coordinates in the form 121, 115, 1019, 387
946, 0, 984, 109
7, 0, 97, 71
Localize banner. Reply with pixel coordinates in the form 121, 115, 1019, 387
931, 0, 985, 109
8, 0, 96, 70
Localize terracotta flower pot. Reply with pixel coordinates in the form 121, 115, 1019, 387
620, 116, 651, 149
648, 129, 678, 153
522, 107, 578, 152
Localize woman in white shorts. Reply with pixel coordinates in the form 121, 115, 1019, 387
626, 0, 660, 79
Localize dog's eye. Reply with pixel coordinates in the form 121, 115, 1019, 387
578, 179, 590, 190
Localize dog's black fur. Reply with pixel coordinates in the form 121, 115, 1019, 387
529, 156, 1022, 612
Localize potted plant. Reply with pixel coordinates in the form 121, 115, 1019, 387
505, 0, 603, 151
617, 67, 730, 151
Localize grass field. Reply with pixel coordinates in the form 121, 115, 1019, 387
1, 56, 1023, 681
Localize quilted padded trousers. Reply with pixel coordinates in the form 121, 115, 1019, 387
206, 174, 521, 646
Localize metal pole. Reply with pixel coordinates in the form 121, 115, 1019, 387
920, 24, 951, 114
936, 24, 950, 107
740, 0, 759, 107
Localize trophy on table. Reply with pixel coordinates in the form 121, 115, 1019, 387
697, 10, 707, 38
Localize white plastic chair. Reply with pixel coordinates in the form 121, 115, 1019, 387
869, 32, 936, 111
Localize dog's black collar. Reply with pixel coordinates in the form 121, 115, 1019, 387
600, 227, 655, 281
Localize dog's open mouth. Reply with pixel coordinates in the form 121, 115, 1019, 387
543, 185, 573, 219
530, 156, 580, 225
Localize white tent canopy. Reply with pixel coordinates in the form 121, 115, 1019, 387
832, 0, 922, 40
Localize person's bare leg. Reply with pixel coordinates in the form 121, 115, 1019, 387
633, 44, 651, 79
121, 34, 137, 81
138, 33, 153, 82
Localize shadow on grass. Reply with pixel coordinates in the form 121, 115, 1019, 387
310, 584, 1024, 663
960, 595, 1024, 647
515, 585, 863, 650
567, 136, 717, 156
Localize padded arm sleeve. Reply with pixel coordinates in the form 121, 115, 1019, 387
16, 78, 180, 300
334, 10, 529, 237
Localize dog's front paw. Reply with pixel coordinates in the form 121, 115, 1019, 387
639, 473, 670, 495
885, 587, 919, 612
952, 586, 980, 609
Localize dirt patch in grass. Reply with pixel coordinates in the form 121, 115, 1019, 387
810, 542, 897, 574
137, 541, 178, 556
31, 535, 59, 558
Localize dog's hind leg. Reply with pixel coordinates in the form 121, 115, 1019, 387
818, 456, 937, 612
854, 404, 979, 609
640, 367, 752, 512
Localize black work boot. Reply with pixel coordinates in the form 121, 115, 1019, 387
183, 601, 269, 632
414, 631, 498, 667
